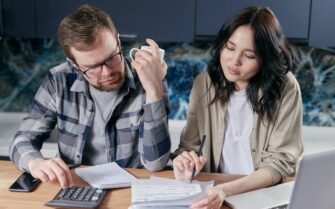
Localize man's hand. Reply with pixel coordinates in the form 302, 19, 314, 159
172, 151, 206, 181
28, 157, 74, 188
131, 38, 167, 103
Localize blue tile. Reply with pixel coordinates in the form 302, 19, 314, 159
1, 38, 335, 126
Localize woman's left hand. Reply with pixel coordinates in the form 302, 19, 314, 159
190, 186, 226, 209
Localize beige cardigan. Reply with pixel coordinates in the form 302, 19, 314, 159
174, 71, 303, 185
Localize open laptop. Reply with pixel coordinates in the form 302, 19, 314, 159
225, 149, 335, 209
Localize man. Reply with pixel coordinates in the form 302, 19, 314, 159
9, 4, 171, 188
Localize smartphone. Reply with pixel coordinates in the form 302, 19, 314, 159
9, 172, 41, 192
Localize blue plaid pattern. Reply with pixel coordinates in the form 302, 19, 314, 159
9, 60, 171, 172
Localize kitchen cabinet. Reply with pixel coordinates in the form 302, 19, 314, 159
196, 0, 311, 40
0, 1, 3, 36
1, 0, 35, 38
309, 0, 335, 47
1, 0, 195, 42
71, 0, 195, 42
35, 0, 72, 38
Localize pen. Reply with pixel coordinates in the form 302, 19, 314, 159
190, 135, 206, 183
68, 164, 80, 170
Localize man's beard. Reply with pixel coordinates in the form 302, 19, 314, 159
93, 72, 125, 91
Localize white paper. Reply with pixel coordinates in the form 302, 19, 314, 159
132, 183, 201, 202
75, 162, 137, 189
131, 176, 214, 207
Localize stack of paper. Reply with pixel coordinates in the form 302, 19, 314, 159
129, 176, 214, 209
75, 162, 137, 189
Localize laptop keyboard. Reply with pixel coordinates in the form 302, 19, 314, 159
269, 204, 288, 209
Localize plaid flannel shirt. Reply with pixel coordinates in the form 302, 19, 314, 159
9, 60, 171, 172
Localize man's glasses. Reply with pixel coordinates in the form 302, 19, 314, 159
72, 48, 123, 79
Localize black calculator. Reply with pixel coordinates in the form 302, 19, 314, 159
45, 186, 107, 208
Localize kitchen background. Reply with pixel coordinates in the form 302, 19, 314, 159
0, 0, 335, 127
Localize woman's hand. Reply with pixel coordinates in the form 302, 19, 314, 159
172, 151, 206, 181
190, 186, 226, 209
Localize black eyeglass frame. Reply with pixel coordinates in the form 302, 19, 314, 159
71, 44, 123, 79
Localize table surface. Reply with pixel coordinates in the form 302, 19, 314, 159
0, 160, 248, 209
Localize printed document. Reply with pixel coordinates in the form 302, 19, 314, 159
130, 176, 214, 208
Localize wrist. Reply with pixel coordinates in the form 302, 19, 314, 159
28, 158, 44, 172
220, 184, 232, 197
145, 90, 163, 103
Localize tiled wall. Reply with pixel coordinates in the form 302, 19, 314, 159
1, 38, 335, 126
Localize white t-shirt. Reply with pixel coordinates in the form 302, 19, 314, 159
221, 90, 255, 175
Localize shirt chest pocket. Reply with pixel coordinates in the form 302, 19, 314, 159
115, 114, 141, 132
114, 114, 142, 144
57, 120, 86, 161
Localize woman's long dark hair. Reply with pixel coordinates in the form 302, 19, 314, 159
207, 6, 299, 122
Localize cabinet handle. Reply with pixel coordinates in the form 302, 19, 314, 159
0, 0, 3, 37
119, 34, 138, 39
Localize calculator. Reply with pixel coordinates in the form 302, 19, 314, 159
45, 186, 107, 208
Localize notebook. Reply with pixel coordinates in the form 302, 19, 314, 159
225, 149, 335, 209
75, 162, 137, 189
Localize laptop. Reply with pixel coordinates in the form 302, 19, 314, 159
225, 149, 335, 209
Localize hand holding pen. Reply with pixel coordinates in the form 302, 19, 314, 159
190, 135, 206, 183
172, 135, 207, 181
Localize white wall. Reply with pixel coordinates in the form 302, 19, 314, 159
1, 112, 335, 158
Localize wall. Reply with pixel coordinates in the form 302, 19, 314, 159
0, 38, 335, 126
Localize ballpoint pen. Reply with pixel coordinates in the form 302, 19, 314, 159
190, 135, 206, 183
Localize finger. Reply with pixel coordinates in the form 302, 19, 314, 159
34, 169, 49, 183
162, 61, 168, 71
38, 160, 57, 182
179, 155, 192, 170
131, 60, 145, 74
134, 50, 147, 60
145, 38, 160, 58
190, 196, 212, 209
134, 50, 155, 65
181, 151, 193, 160
49, 159, 70, 188
199, 156, 207, 165
206, 195, 218, 208
211, 197, 223, 209
54, 158, 74, 187
189, 151, 204, 172
133, 54, 149, 66
205, 189, 223, 209
181, 154, 195, 170
199, 195, 217, 208
173, 158, 185, 172
41, 166, 58, 182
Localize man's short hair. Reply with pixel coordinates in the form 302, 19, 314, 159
58, 4, 118, 60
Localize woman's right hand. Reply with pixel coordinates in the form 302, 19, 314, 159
172, 151, 207, 181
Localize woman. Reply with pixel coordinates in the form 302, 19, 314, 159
172, 6, 303, 209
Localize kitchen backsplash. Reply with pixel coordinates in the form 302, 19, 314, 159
0, 38, 334, 126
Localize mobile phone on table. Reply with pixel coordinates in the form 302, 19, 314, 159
9, 172, 41, 192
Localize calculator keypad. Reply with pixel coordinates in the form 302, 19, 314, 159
45, 186, 107, 208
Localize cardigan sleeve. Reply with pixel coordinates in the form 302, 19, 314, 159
257, 72, 304, 184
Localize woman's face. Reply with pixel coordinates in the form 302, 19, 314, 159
220, 25, 260, 91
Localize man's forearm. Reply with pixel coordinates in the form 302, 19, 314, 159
9, 136, 44, 172
140, 97, 171, 171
